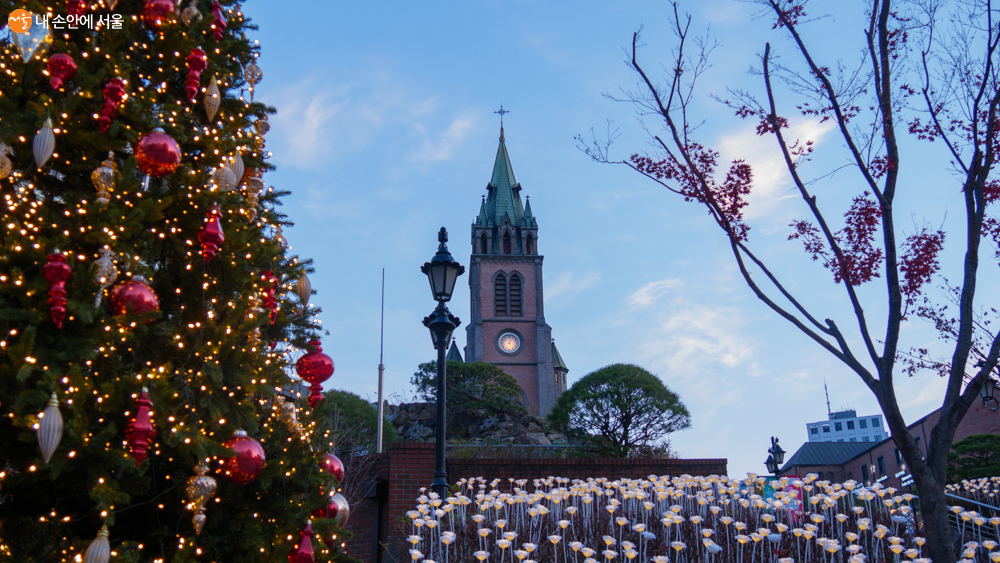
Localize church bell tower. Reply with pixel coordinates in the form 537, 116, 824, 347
464, 127, 567, 416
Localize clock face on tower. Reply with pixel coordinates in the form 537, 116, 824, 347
498, 331, 521, 354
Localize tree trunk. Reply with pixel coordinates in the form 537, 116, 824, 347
914, 470, 957, 563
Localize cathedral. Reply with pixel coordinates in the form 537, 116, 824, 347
457, 126, 568, 416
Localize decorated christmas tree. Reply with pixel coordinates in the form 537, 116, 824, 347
0, 1, 353, 561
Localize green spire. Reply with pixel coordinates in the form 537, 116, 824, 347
552, 341, 568, 372
482, 127, 526, 227
447, 340, 464, 363
523, 196, 537, 229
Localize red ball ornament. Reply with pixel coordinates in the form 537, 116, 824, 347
108, 276, 160, 321
221, 430, 265, 484
47, 54, 77, 90
142, 0, 176, 30
319, 452, 345, 483
287, 521, 315, 563
136, 128, 182, 177
295, 340, 334, 408
197, 204, 225, 264
42, 251, 72, 329
125, 387, 156, 466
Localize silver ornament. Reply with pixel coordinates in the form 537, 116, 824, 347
33, 118, 55, 169
0, 143, 13, 180
180, 0, 203, 26
93, 248, 118, 307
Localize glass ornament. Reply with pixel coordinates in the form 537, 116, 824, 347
185, 463, 217, 535
0, 143, 12, 180
11, 17, 52, 62
180, 0, 203, 25
37, 393, 63, 464
83, 525, 110, 563
205, 75, 221, 121
91, 152, 117, 205
33, 118, 55, 169
92, 248, 118, 307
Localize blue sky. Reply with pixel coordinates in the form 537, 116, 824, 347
240, 0, 997, 476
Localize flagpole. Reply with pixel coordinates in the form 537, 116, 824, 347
377, 268, 386, 454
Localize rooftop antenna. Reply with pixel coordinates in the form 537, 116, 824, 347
824, 378, 832, 419
376, 268, 386, 454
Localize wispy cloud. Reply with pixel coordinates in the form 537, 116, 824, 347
546, 270, 601, 303
627, 278, 683, 309
644, 301, 758, 374
717, 118, 837, 221
410, 113, 477, 162
263, 73, 479, 171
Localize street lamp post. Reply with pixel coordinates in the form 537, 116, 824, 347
764, 436, 785, 477
421, 227, 465, 498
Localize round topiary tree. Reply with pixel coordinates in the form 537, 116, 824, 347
548, 363, 691, 458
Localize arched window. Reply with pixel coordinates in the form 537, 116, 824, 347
480, 233, 488, 254
494, 273, 507, 316
526, 233, 534, 255
508, 273, 522, 316
503, 232, 512, 254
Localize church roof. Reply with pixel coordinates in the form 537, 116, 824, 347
477, 128, 534, 229
447, 341, 464, 363
552, 341, 568, 372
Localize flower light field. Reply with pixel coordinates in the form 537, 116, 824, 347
403, 474, 1000, 563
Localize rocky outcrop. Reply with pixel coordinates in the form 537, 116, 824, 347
385, 403, 569, 445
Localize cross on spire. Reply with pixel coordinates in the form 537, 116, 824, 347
494, 104, 510, 125
494, 104, 510, 140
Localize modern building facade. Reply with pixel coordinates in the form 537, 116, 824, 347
806, 409, 887, 443
463, 127, 567, 416
782, 402, 1000, 488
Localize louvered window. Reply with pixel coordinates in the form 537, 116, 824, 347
494, 273, 507, 316
509, 273, 522, 316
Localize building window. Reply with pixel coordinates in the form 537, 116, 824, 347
809, 426, 818, 435
850, 438, 856, 442
877, 456, 885, 476
860, 419, 868, 429
494, 273, 507, 316
503, 232, 512, 254
838, 439, 844, 442
872, 418, 880, 427
915, 436, 921, 455
861, 464, 869, 483
847, 420, 855, 430
480, 233, 488, 254
835, 422, 842, 431
862, 436, 869, 442
509, 273, 522, 316
526, 233, 534, 255
874, 434, 882, 441
895, 448, 903, 466
822, 424, 830, 433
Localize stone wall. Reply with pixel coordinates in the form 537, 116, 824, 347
386, 402, 567, 445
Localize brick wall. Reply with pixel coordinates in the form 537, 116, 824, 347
341, 442, 727, 563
